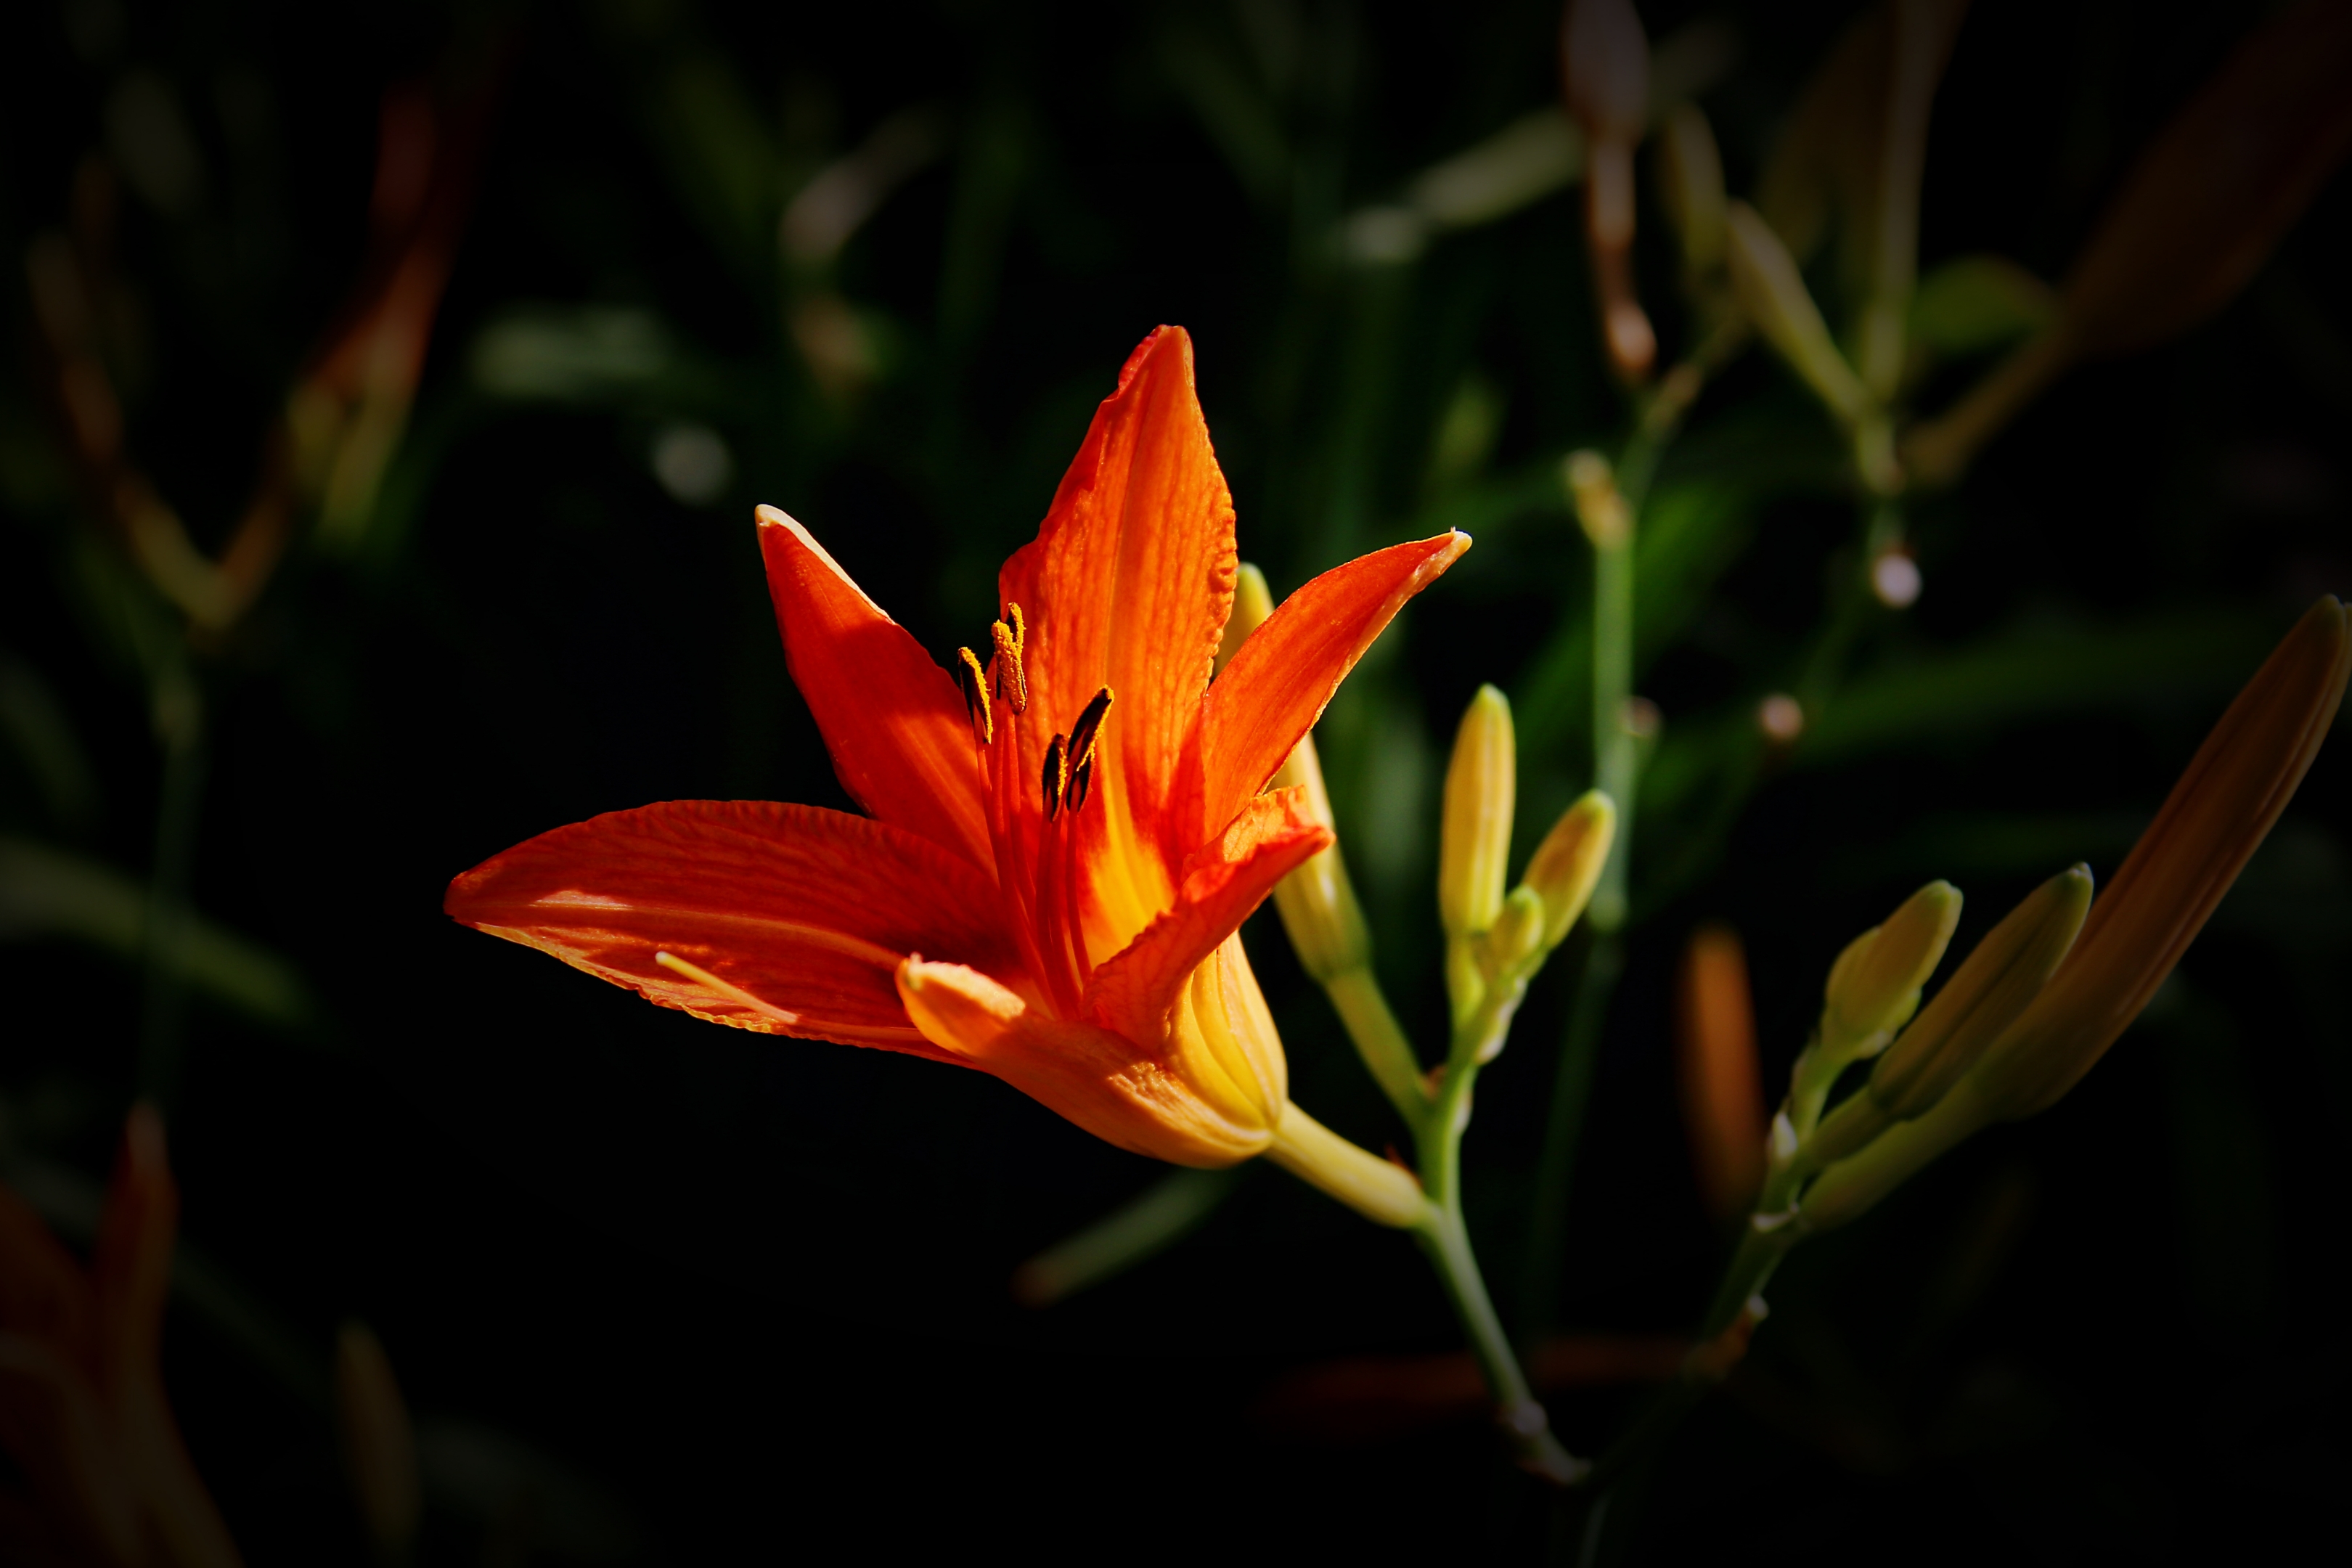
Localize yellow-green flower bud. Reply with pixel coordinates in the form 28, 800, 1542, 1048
1800, 597, 2349, 1235
1270, 732, 1371, 983
1657, 104, 1727, 275
1725, 201, 1874, 428
1228, 563, 1371, 983
1520, 790, 1616, 948
1969, 597, 2350, 1120
1870, 864, 2091, 1120
1564, 449, 1630, 550
1439, 685, 1516, 939
1482, 884, 1548, 979
1219, 561, 1278, 670
1823, 881, 1961, 1055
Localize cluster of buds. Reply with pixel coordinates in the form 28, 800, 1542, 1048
1440, 687, 1617, 1066
1748, 597, 2348, 1241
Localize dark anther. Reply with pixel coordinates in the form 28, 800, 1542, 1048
954, 647, 993, 743
1067, 685, 1114, 777
1041, 732, 1069, 821
1068, 755, 1095, 814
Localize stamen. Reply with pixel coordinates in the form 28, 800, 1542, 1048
1068, 755, 1095, 813
991, 617, 1030, 714
1066, 686, 1114, 775
954, 646, 993, 743
1041, 732, 1069, 821
652, 950, 928, 1045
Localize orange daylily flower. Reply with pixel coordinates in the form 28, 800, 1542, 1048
447, 327, 1466, 1167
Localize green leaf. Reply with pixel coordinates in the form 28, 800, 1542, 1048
1515, 478, 1761, 761
0, 654, 97, 831
1910, 253, 2057, 358
0, 836, 309, 1026
1010, 1167, 1244, 1305
1794, 611, 2279, 769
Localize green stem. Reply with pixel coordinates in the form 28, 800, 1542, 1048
1577, 1224, 1792, 1499
1416, 1044, 1584, 1485
1323, 966, 1431, 1143
1588, 536, 1636, 935
139, 660, 205, 1111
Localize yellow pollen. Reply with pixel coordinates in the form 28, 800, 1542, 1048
954, 646, 993, 743
991, 618, 1030, 714
1041, 732, 1069, 820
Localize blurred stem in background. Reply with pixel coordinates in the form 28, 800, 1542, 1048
135, 655, 203, 1108
16, 57, 494, 1122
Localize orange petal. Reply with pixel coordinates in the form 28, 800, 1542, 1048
1196, 531, 1469, 846
446, 800, 1023, 1061
1085, 788, 1327, 1098
999, 327, 1238, 875
756, 507, 994, 871
897, 958, 1271, 1165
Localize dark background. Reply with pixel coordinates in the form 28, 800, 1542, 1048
2, 0, 2347, 1561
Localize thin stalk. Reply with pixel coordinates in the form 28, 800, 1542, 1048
1588, 531, 1636, 935
1322, 966, 1432, 1143
1416, 1026, 1584, 1485
1578, 1224, 1790, 1493
1520, 340, 1723, 1352
138, 661, 205, 1110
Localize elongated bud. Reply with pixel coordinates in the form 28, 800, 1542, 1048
1561, 0, 1647, 143
1270, 735, 1371, 983
1823, 881, 1961, 1054
1228, 563, 1373, 981
1440, 685, 1516, 939
1563, 449, 1630, 550
1521, 790, 1616, 948
337, 1320, 420, 1559
1657, 103, 1727, 274
1562, 0, 1656, 380
1482, 885, 1548, 979
1726, 202, 1874, 428
1676, 922, 1765, 1222
1969, 597, 2350, 1119
1871, 864, 2091, 1119
1218, 561, 1275, 671
1855, 0, 1967, 402
1799, 600, 2349, 1236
